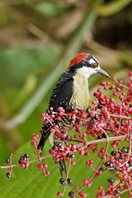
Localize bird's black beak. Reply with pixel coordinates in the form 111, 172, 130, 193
97, 68, 110, 79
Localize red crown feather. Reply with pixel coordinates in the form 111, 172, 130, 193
68, 53, 89, 68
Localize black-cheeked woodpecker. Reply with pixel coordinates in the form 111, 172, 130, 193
37, 52, 110, 177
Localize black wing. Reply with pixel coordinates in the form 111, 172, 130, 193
38, 72, 73, 150
38, 72, 73, 176
49, 72, 74, 112
37, 123, 51, 150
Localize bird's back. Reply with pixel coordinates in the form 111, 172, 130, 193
48, 71, 74, 112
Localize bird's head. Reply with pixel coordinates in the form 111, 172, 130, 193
68, 52, 110, 79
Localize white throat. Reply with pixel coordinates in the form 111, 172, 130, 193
71, 67, 90, 109
76, 66, 97, 79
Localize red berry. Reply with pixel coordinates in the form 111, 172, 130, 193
57, 191, 63, 197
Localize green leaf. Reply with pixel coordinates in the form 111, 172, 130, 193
0, 46, 59, 91
12, 74, 37, 110
0, 141, 118, 198
0, 142, 60, 198
36, 2, 66, 17
122, 191, 129, 197
0, 133, 9, 163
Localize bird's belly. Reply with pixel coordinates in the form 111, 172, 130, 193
70, 81, 89, 110
49, 132, 54, 146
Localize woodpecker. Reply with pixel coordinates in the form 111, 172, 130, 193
37, 52, 110, 176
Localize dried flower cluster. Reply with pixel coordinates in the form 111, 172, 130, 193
1, 73, 132, 198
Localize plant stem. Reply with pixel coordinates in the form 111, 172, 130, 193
81, 135, 127, 149
0, 154, 51, 169
4, 11, 97, 130
0, 135, 129, 170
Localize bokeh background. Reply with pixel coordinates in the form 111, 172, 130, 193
0, 0, 132, 197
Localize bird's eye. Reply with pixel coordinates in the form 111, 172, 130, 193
88, 58, 98, 68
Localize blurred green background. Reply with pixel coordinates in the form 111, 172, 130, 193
0, 0, 131, 197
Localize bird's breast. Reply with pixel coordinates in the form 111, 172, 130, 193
70, 74, 89, 109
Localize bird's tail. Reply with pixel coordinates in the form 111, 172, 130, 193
37, 123, 67, 177
37, 123, 51, 151
58, 158, 67, 177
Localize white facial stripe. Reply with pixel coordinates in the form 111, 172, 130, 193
77, 66, 98, 79
89, 58, 96, 65
93, 56, 98, 62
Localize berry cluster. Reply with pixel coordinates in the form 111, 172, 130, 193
37, 73, 132, 197
5, 155, 13, 178
18, 153, 29, 169
31, 133, 50, 176
0, 73, 131, 198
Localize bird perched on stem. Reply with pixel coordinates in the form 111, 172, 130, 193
37, 52, 110, 177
